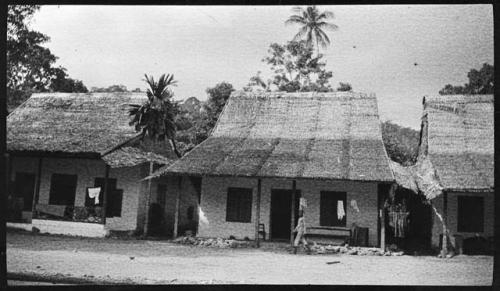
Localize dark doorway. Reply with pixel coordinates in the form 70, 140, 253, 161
270, 189, 300, 240
14, 173, 36, 211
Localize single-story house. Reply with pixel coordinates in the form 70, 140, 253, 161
6, 92, 198, 237
149, 91, 395, 247
392, 94, 494, 249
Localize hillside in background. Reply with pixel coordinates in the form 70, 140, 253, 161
381, 120, 420, 166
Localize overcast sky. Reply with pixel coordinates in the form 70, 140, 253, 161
31, 5, 493, 129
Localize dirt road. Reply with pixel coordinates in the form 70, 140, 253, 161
7, 231, 493, 285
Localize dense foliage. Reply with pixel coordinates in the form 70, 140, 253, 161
245, 40, 335, 92
7, 5, 88, 111
381, 121, 420, 166
439, 63, 494, 95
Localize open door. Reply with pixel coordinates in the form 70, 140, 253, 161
270, 189, 300, 240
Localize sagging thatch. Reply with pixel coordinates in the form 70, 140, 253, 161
151, 91, 393, 181
7, 92, 176, 168
102, 146, 172, 168
388, 161, 418, 193
421, 94, 493, 191
391, 95, 493, 198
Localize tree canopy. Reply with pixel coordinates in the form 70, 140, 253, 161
285, 6, 338, 55
439, 63, 494, 95
129, 74, 180, 157
381, 121, 420, 166
7, 5, 88, 111
245, 40, 334, 93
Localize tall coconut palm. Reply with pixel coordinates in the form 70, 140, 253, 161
285, 6, 338, 56
129, 73, 181, 157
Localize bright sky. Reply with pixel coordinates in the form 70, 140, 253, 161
31, 5, 493, 129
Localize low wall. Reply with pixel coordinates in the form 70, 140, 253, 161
32, 219, 109, 238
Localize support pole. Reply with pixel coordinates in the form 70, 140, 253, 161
442, 192, 448, 256
143, 162, 154, 236
173, 176, 182, 238
290, 180, 296, 246
254, 179, 262, 247
380, 208, 386, 251
102, 164, 110, 225
31, 157, 43, 218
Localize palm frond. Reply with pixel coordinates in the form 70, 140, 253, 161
285, 15, 307, 25
317, 21, 338, 31
318, 11, 335, 20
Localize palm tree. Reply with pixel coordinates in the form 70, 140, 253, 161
129, 73, 181, 157
285, 6, 338, 56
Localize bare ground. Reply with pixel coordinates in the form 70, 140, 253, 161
6, 231, 493, 285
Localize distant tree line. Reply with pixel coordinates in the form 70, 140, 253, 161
439, 63, 493, 95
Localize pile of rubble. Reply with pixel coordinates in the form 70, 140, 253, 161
173, 236, 255, 249
310, 243, 404, 256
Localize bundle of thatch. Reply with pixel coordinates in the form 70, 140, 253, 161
152, 91, 393, 182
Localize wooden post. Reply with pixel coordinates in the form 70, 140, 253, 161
31, 157, 43, 218
254, 179, 262, 247
102, 164, 110, 225
441, 192, 448, 256
290, 180, 296, 246
173, 176, 182, 238
143, 162, 154, 236
380, 209, 386, 251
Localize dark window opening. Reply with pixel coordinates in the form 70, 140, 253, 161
49, 174, 78, 205
14, 172, 36, 211
226, 188, 252, 223
86, 178, 122, 217
458, 196, 484, 232
320, 191, 347, 227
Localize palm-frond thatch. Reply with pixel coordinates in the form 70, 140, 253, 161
150, 91, 393, 181
7, 92, 177, 168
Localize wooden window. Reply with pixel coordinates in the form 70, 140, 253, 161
49, 174, 78, 206
457, 196, 484, 232
320, 191, 347, 227
226, 188, 252, 223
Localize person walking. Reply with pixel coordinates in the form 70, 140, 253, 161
293, 210, 311, 254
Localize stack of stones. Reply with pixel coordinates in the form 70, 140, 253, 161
173, 236, 255, 249
310, 243, 404, 256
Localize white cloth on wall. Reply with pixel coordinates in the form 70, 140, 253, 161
199, 207, 209, 226
350, 199, 360, 213
337, 200, 345, 220
88, 187, 101, 204
299, 197, 307, 211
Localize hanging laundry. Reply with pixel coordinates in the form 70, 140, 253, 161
299, 197, 307, 211
389, 211, 409, 238
337, 200, 345, 220
88, 187, 101, 204
350, 199, 360, 213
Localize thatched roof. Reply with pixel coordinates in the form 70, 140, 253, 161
7, 92, 176, 168
102, 146, 172, 168
422, 94, 493, 191
151, 91, 393, 181
389, 161, 418, 193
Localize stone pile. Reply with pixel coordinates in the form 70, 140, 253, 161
173, 236, 255, 249
310, 243, 404, 256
